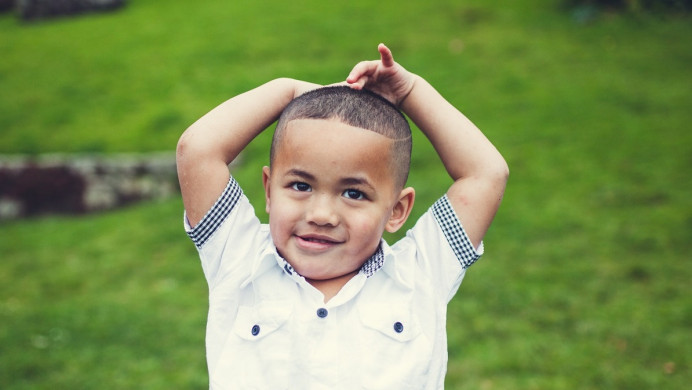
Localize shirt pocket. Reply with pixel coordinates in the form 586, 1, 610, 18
232, 301, 293, 340
215, 302, 294, 388
358, 302, 421, 342
356, 303, 431, 389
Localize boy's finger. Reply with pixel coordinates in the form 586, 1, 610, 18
378, 43, 395, 67
346, 61, 375, 83
346, 76, 368, 90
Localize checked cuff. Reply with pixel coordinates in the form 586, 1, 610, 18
187, 176, 243, 249
432, 195, 481, 269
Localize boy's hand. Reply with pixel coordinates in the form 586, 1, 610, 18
346, 43, 416, 107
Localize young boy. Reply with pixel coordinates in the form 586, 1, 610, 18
177, 44, 508, 389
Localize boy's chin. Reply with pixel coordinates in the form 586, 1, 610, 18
288, 262, 354, 282
302, 267, 361, 283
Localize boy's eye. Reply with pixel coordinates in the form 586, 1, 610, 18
343, 189, 366, 200
291, 182, 311, 192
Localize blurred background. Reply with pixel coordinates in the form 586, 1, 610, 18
1, 0, 690, 388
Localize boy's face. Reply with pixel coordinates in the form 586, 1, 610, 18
263, 119, 414, 284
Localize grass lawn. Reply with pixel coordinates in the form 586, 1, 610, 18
1, 0, 690, 388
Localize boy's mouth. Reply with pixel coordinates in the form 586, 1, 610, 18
302, 237, 334, 244
295, 234, 343, 249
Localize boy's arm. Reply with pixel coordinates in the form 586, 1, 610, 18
401, 75, 508, 248
348, 44, 508, 248
176, 78, 319, 227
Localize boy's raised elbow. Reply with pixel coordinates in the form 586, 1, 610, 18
496, 158, 509, 192
486, 156, 509, 195
481, 151, 509, 184
497, 158, 510, 183
176, 126, 211, 177
176, 130, 192, 171
176, 125, 206, 164
176, 127, 193, 162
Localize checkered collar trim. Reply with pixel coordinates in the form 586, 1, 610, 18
359, 241, 386, 278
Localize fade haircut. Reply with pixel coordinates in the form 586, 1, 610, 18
271, 86, 412, 188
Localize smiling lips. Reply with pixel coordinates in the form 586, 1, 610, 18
295, 234, 343, 250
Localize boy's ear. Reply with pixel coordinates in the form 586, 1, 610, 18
385, 187, 415, 233
262, 166, 271, 214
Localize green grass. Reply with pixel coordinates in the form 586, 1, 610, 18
1, 0, 691, 388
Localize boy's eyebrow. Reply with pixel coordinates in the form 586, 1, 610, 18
286, 169, 316, 181
339, 177, 375, 190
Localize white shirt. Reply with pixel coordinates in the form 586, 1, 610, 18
185, 176, 483, 389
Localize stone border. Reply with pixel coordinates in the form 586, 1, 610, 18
0, 152, 178, 220
15, 0, 127, 21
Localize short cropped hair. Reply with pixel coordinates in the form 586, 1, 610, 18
271, 86, 412, 188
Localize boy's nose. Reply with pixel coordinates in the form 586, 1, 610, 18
306, 195, 339, 227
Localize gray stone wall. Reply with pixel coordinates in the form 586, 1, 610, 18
0, 153, 179, 220
15, 0, 126, 21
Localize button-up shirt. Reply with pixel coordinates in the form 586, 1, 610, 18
185, 176, 483, 389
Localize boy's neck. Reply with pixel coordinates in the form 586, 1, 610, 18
306, 269, 360, 303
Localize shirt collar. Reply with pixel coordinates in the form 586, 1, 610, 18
240, 239, 413, 291
379, 239, 416, 290
358, 241, 385, 278
239, 244, 283, 289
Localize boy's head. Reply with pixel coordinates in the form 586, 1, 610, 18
262, 86, 416, 284
271, 86, 412, 189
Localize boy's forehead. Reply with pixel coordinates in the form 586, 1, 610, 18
276, 119, 394, 167
281, 118, 390, 145
284, 117, 368, 133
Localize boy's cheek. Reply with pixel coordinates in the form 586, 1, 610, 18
266, 201, 296, 230
352, 214, 388, 236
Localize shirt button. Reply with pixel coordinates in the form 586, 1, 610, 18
316, 308, 328, 318
393, 321, 404, 333
251, 324, 260, 336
